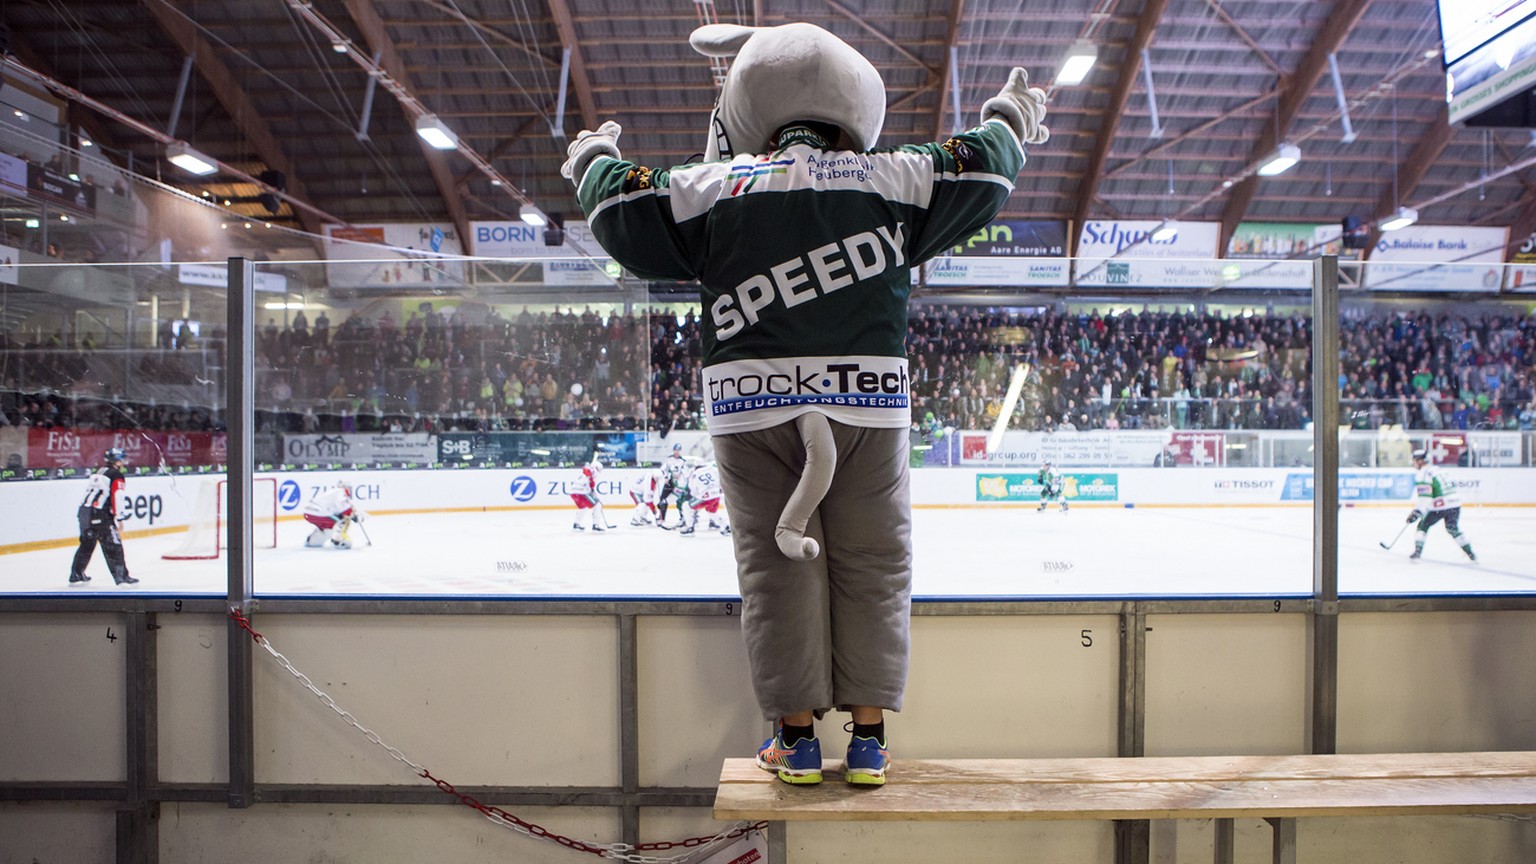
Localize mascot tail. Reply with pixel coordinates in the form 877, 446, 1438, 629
775, 413, 836, 560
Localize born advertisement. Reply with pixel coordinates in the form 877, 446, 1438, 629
975, 472, 1120, 503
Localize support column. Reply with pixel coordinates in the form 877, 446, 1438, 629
1309, 256, 1340, 756
1115, 603, 1148, 864
227, 257, 256, 808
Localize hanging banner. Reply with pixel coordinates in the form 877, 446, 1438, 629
469, 219, 620, 286
919, 219, 1070, 287
1506, 230, 1536, 291
0, 152, 26, 197
27, 163, 96, 215
322, 223, 468, 289
0, 243, 17, 285
1073, 220, 1222, 288
1365, 225, 1508, 292
178, 263, 288, 295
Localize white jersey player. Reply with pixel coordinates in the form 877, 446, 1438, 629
1037, 460, 1067, 512
657, 444, 690, 528
1407, 448, 1475, 562
571, 458, 614, 532
303, 480, 364, 548
629, 468, 665, 526
679, 462, 730, 536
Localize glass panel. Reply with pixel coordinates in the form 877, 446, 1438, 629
1, 260, 229, 594
1340, 259, 1536, 595
909, 257, 1313, 599
3, 244, 1529, 599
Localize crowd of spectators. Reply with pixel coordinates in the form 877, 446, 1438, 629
2, 305, 1534, 438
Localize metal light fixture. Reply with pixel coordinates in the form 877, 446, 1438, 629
1057, 41, 1098, 86
519, 204, 547, 226
166, 142, 218, 176
1379, 206, 1418, 232
331, 41, 349, 54
414, 114, 458, 150
1150, 221, 1178, 242
1256, 142, 1301, 176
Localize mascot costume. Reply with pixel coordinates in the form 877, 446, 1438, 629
563, 22, 1047, 786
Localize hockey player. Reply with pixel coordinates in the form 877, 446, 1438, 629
657, 443, 689, 528
303, 480, 364, 549
70, 447, 137, 585
678, 462, 730, 536
1407, 449, 1475, 562
1037, 460, 1067, 512
629, 467, 665, 526
571, 458, 614, 532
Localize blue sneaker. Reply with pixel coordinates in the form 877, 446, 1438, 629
844, 734, 890, 786
755, 729, 822, 785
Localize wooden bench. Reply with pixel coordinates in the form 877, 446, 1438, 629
715, 751, 1536, 863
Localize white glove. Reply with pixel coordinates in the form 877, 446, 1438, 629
981, 68, 1049, 145
560, 120, 623, 185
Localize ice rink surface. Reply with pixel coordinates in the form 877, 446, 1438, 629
12, 504, 1536, 599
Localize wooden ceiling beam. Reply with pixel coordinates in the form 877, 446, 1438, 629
339, 0, 470, 244
1070, 0, 1171, 255
142, 0, 323, 235
1217, 0, 1374, 252
545, 0, 600, 132
929, 0, 967, 140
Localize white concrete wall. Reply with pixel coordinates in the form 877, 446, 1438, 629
4, 609, 1536, 862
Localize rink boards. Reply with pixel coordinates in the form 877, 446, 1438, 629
3, 467, 1534, 598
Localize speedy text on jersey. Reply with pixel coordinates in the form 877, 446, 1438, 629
709, 222, 907, 342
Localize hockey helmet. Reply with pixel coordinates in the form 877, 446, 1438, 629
104, 447, 128, 465
1411, 448, 1428, 463
336, 479, 353, 493
590, 458, 604, 473
671, 443, 683, 453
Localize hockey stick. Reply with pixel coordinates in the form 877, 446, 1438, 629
353, 516, 373, 547
1379, 522, 1410, 550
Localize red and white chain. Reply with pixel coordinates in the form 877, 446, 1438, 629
229, 608, 763, 863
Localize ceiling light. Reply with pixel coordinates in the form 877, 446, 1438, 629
1057, 41, 1098, 86
519, 204, 547, 226
167, 142, 217, 176
1256, 142, 1301, 176
491, 179, 503, 186
1379, 206, 1418, 232
414, 114, 458, 150
1150, 221, 1178, 242
80, 139, 92, 148
24, 219, 38, 228
331, 41, 349, 54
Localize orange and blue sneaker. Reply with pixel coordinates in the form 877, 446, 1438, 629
844, 734, 890, 786
755, 729, 822, 785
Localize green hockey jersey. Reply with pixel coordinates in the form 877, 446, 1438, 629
1413, 464, 1463, 511
575, 119, 1026, 434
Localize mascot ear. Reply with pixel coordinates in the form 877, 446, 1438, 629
690, 24, 757, 57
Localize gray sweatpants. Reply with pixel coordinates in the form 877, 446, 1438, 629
713, 419, 912, 722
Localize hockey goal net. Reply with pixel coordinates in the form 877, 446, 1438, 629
162, 477, 279, 560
